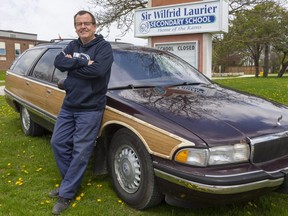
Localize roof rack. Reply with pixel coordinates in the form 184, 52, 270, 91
48, 39, 135, 48
50, 38, 75, 44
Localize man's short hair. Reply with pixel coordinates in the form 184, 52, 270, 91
74, 10, 96, 26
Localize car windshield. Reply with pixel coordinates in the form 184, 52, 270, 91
109, 48, 211, 89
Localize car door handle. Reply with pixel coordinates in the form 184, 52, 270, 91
47, 89, 52, 94
25, 81, 30, 86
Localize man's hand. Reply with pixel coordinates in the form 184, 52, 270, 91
65, 53, 93, 65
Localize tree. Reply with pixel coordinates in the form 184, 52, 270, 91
228, 9, 263, 77
229, 0, 274, 14
272, 11, 288, 77
225, 1, 284, 77
212, 33, 247, 73
257, 2, 284, 77
88, 0, 147, 36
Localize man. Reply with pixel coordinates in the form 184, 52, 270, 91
50, 10, 113, 214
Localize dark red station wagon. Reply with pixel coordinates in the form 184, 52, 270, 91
4, 40, 288, 209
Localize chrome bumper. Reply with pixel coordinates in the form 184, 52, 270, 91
154, 169, 284, 195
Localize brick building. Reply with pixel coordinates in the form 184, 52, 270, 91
0, 30, 47, 71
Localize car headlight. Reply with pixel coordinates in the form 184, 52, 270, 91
174, 144, 250, 167
175, 148, 209, 167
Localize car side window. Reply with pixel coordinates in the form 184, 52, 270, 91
11, 48, 44, 75
31, 48, 62, 82
52, 68, 67, 84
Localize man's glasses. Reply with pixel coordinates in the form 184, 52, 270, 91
75, 22, 94, 27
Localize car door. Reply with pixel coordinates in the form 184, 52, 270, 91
47, 67, 66, 117
27, 48, 65, 119
26, 49, 57, 112
5, 48, 44, 102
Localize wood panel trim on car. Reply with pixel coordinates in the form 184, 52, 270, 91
101, 106, 195, 159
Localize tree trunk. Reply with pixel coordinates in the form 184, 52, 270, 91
255, 63, 260, 77
251, 45, 262, 78
263, 44, 270, 77
278, 61, 288, 77
254, 56, 261, 77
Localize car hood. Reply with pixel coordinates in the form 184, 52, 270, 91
112, 84, 288, 146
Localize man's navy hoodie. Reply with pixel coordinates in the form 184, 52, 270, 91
54, 34, 113, 112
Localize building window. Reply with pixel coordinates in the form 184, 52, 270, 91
0, 42, 6, 55
15, 43, 21, 57
29, 44, 34, 49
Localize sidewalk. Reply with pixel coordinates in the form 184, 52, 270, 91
0, 86, 4, 96
212, 74, 254, 80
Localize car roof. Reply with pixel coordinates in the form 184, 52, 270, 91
33, 38, 162, 54
35, 39, 136, 49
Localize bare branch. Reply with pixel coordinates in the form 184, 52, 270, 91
88, 0, 148, 36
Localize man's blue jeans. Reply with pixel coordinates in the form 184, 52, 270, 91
51, 108, 104, 199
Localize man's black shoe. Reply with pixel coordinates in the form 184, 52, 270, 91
52, 197, 72, 215
49, 188, 60, 198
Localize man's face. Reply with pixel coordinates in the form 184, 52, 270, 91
74, 13, 96, 44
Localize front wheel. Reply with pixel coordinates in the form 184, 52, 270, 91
108, 128, 163, 210
20, 106, 44, 136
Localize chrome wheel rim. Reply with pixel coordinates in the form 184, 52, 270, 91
21, 107, 30, 131
114, 145, 141, 193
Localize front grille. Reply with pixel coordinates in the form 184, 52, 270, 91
249, 131, 288, 163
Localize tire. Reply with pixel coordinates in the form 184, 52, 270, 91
108, 128, 163, 210
20, 106, 44, 136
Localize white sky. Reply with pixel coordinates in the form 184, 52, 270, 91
0, 0, 148, 45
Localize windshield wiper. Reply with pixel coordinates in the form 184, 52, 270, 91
167, 82, 204, 87
109, 84, 155, 90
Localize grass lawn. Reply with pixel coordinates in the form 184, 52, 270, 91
0, 71, 5, 78
1, 77, 288, 215
214, 77, 288, 105
0, 71, 5, 86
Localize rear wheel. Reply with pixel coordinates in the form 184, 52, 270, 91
20, 106, 44, 136
108, 128, 163, 210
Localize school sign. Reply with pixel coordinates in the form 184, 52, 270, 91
134, 0, 229, 37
